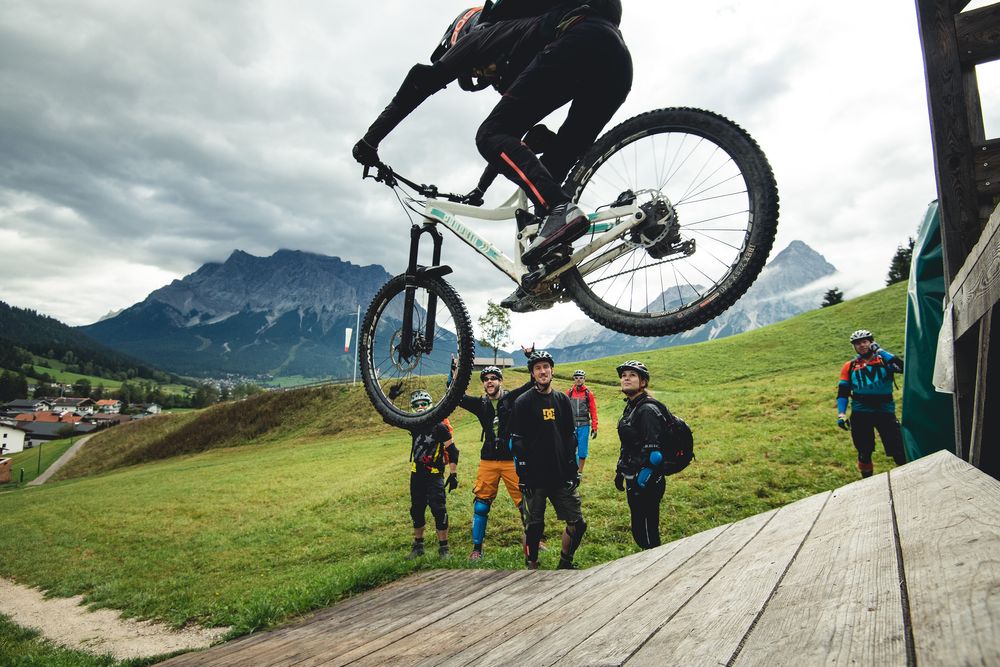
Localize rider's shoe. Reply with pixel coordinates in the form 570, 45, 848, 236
500, 287, 552, 313
521, 203, 589, 266
468, 548, 483, 561
525, 559, 540, 570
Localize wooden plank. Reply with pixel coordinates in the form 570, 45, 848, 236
164, 570, 504, 667
889, 450, 1000, 665
156, 570, 455, 666
284, 569, 524, 667
626, 491, 830, 666
732, 475, 906, 666
915, 0, 982, 279
955, 2, 1000, 66
950, 202, 1000, 339
969, 307, 992, 468
448, 525, 729, 667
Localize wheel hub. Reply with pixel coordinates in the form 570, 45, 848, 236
625, 196, 681, 259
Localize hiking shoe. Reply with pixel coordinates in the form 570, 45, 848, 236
521, 203, 589, 266
525, 560, 540, 570
468, 549, 483, 561
557, 559, 578, 570
405, 546, 424, 560
438, 545, 450, 558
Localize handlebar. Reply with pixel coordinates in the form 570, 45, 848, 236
363, 163, 468, 204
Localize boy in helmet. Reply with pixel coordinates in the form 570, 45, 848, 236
450, 345, 536, 560
353, 2, 631, 270
566, 369, 598, 473
510, 350, 585, 570
406, 390, 460, 559
614, 360, 674, 549
837, 329, 906, 478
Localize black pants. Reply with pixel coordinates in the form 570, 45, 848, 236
625, 476, 665, 549
850, 412, 906, 466
476, 17, 633, 213
410, 473, 448, 530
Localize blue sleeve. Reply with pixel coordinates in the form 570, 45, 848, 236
837, 397, 848, 413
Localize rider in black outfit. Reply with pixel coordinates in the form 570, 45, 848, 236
614, 360, 673, 550
353, 1, 631, 267
406, 390, 460, 559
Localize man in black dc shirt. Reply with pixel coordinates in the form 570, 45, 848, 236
510, 350, 585, 570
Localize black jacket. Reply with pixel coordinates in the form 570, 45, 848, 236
510, 389, 578, 488
617, 392, 674, 476
458, 380, 534, 461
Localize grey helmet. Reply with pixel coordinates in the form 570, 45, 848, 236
616, 360, 650, 381
849, 329, 874, 343
409, 390, 433, 407
572, 369, 586, 378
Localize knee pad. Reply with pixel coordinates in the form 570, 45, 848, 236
433, 508, 449, 531
472, 498, 491, 544
566, 518, 587, 554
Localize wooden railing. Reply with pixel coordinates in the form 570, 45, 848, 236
915, 0, 1000, 477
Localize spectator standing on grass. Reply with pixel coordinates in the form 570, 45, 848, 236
511, 350, 586, 570
837, 329, 906, 478
565, 369, 598, 473
405, 390, 460, 559
614, 360, 673, 550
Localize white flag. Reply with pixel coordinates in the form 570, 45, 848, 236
344, 327, 353, 353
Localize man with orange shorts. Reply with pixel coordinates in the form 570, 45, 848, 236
452, 349, 535, 560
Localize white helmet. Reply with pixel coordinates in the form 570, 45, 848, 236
849, 329, 874, 343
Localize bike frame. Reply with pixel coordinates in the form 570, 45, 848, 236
420, 189, 647, 285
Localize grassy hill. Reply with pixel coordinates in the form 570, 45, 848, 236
0, 282, 908, 650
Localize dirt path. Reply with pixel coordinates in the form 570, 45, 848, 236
0, 578, 229, 660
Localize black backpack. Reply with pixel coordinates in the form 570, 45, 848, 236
660, 416, 694, 475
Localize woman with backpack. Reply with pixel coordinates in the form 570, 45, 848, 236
614, 360, 676, 550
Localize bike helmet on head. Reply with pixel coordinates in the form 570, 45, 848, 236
480, 365, 503, 381
616, 360, 650, 381
527, 350, 555, 371
849, 329, 874, 343
573, 370, 586, 378
410, 390, 433, 407
430, 7, 493, 92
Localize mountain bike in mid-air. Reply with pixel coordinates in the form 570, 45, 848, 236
357, 107, 779, 428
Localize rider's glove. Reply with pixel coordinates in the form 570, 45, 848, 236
837, 415, 851, 431
869, 342, 881, 354
590, 428, 597, 439
352, 139, 381, 167
462, 187, 485, 207
614, 472, 625, 492
446, 473, 458, 492
564, 472, 581, 492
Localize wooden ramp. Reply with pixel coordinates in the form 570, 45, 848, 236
159, 451, 1000, 666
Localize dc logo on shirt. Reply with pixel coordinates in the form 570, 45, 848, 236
542, 408, 555, 421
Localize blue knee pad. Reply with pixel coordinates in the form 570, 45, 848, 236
636, 467, 654, 488
472, 498, 491, 545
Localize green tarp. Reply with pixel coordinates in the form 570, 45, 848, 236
901, 200, 954, 460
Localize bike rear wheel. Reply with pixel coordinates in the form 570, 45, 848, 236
359, 273, 475, 429
561, 107, 779, 336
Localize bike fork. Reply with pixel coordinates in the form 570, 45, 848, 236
399, 222, 451, 360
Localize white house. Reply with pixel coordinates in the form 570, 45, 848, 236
0, 424, 28, 454
95, 399, 122, 414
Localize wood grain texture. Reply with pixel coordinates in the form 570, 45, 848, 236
890, 450, 1000, 666
733, 475, 906, 666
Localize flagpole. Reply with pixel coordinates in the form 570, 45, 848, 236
353, 304, 361, 385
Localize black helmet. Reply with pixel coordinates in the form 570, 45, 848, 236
526, 350, 555, 371
616, 360, 650, 381
430, 7, 483, 63
480, 365, 503, 381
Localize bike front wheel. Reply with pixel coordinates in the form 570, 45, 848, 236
359, 274, 475, 429
561, 107, 779, 336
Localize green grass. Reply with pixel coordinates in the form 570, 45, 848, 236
0, 613, 163, 667
0, 283, 909, 661
0, 438, 76, 489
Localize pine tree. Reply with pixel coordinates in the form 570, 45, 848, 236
886, 237, 915, 285
821, 287, 844, 308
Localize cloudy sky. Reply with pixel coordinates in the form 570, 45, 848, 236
2, 1, 998, 347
